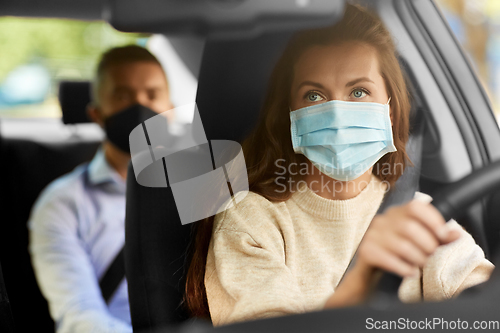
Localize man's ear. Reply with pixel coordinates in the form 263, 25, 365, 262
87, 103, 104, 127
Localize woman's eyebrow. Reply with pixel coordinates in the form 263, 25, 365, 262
346, 77, 374, 87
296, 81, 326, 91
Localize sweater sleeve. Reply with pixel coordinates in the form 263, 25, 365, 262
399, 192, 495, 302
421, 220, 494, 301
399, 220, 494, 303
204, 193, 307, 327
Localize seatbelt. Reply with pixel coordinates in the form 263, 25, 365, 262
337, 111, 424, 284
99, 246, 126, 304
82, 162, 127, 304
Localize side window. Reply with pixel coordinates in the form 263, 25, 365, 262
435, 0, 500, 124
0, 18, 147, 119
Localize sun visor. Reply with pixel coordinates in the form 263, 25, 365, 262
109, 0, 346, 39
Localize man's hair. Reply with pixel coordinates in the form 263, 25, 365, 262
91, 45, 166, 105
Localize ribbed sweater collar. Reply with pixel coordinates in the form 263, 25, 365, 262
290, 174, 387, 221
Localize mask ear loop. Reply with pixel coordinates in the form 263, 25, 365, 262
387, 97, 393, 127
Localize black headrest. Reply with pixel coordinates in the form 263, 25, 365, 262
58, 81, 92, 124
196, 31, 294, 142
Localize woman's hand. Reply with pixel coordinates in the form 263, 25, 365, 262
356, 200, 461, 278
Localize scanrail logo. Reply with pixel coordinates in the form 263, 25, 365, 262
129, 103, 249, 225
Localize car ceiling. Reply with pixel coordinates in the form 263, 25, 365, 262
0, 0, 346, 40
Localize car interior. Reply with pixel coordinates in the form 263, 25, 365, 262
2, 0, 500, 332
0, 81, 100, 332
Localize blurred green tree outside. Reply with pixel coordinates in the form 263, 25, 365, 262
0, 17, 149, 117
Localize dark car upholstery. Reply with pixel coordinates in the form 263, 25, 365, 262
0, 81, 99, 332
0, 260, 15, 333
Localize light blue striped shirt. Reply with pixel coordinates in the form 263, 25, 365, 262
29, 147, 131, 333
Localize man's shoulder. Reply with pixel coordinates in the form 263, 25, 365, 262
34, 163, 90, 210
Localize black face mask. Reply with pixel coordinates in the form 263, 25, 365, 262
104, 104, 158, 154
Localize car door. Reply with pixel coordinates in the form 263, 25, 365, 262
353, 0, 500, 259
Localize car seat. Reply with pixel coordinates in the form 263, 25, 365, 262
124, 30, 428, 332
0, 259, 15, 333
0, 81, 99, 332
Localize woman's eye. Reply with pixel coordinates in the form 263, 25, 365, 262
306, 92, 325, 102
148, 91, 157, 101
351, 88, 368, 99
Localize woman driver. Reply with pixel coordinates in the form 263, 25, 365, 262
185, 4, 494, 326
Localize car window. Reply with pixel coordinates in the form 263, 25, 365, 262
0, 18, 146, 119
435, 0, 500, 125
0, 18, 198, 143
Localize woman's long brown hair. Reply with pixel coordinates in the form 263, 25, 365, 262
184, 4, 412, 320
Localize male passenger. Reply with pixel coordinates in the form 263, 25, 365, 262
29, 45, 173, 333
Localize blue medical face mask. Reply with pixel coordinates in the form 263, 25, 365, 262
289, 98, 396, 181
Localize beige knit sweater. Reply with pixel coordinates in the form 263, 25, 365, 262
204, 174, 494, 327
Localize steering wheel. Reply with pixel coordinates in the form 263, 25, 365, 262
370, 159, 500, 307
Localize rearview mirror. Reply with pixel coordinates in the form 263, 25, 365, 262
110, 0, 346, 39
